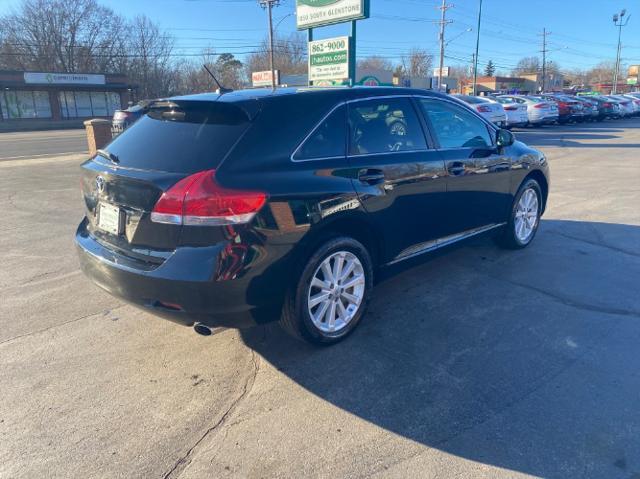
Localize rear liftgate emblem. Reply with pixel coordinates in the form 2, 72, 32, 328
95, 176, 106, 194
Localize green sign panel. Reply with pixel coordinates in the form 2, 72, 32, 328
296, 0, 369, 29
627, 77, 638, 85
309, 36, 350, 85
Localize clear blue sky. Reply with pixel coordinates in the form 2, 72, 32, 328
1, 0, 637, 73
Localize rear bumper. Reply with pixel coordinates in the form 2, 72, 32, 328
75, 220, 284, 329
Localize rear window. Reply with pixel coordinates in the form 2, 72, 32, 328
104, 101, 252, 173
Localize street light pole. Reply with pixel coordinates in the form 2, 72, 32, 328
472, 0, 482, 96
259, 0, 280, 89
612, 9, 630, 94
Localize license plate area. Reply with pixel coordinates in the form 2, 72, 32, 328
97, 202, 123, 235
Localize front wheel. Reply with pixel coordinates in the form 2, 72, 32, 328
496, 179, 542, 249
280, 237, 373, 345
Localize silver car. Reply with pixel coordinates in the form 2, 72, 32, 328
498, 95, 559, 125
491, 96, 529, 128
452, 95, 507, 127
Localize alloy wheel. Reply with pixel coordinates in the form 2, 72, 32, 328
514, 188, 539, 243
307, 251, 365, 334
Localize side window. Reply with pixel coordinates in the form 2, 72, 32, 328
348, 97, 427, 155
294, 105, 346, 160
419, 99, 493, 149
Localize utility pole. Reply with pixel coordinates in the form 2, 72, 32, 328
436, 0, 453, 91
472, 0, 483, 96
258, 0, 279, 89
538, 28, 551, 92
613, 9, 631, 94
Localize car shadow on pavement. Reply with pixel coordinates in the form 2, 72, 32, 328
241, 219, 640, 478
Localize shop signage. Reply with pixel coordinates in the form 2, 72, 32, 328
433, 67, 450, 78
296, 0, 369, 29
24, 72, 106, 85
252, 70, 280, 87
308, 36, 350, 84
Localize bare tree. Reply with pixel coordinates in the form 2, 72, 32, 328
245, 32, 307, 77
0, 0, 127, 72
585, 61, 618, 84
176, 50, 245, 94
399, 48, 433, 79
512, 56, 541, 76
357, 56, 394, 72
126, 15, 176, 99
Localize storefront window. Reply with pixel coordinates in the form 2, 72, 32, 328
75, 91, 92, 117
1, 90, 52, 119
33, 91, 52, 118
90, 92, 108, 116
107, 92, 121, 115
58, 91, 122, 118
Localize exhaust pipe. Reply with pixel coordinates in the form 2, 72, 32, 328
193, 323, 213, 336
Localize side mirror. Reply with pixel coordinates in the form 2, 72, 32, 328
496, 128, 515, 148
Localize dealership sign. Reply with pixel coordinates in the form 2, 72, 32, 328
252, 70, 280, 87
309, 36, 350, 84
24, 72, 106, 85
296, 0, 369, 29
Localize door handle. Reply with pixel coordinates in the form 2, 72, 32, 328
358, 169, 385, 185
448, 162, 466, 176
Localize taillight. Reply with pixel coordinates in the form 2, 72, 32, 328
603, 102, 612, 107
534, 104, 548, 109
151, 170, 267, 226
504, 105, 518, 111
476, 105, 492, 112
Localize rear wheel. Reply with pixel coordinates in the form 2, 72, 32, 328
496, 179, 542, 249
280, 237, 373, 345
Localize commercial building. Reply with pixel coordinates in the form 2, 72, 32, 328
462, 73, 565, 95
0, 70, 135, 127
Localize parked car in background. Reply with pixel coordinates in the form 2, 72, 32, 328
491, 96, 529, 128
605, 95, 634, 117
619, 94, 640, 115
111, 100, 151, 137
498, 95, 559, 126
571, 96, 599, 121
537, 94, 581, 123
76, 87, 549, 345
451, 94, 507, 127
577, 94, 622, 119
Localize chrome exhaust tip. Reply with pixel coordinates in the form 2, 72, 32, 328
193, 323, 212, 336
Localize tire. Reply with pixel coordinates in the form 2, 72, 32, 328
280, 237, 373, 345
496, 179, 543, 250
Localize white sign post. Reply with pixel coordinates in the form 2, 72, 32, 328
252, 70, 280, 87
296, 0, 368, 30
308, 36, 350, 85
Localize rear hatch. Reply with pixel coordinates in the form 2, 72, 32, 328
80, 98, 258, 262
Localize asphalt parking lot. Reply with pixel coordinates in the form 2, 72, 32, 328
0, 129, 87, 161
1, 120, 639, 479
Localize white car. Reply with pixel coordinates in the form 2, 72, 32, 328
620, 94, 640, 115
452, 95, 507, 127
607, 95, 635, 116
498, 95, 559, 125
490, 96, 529, 128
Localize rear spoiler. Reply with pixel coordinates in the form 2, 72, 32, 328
145, 98, 261, 122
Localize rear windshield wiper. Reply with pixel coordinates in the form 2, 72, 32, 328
96, 149, 120, 164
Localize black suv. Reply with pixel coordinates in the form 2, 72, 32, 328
76, 87, 549, 344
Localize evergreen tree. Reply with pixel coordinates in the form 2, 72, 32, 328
484, 60, 496, 77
